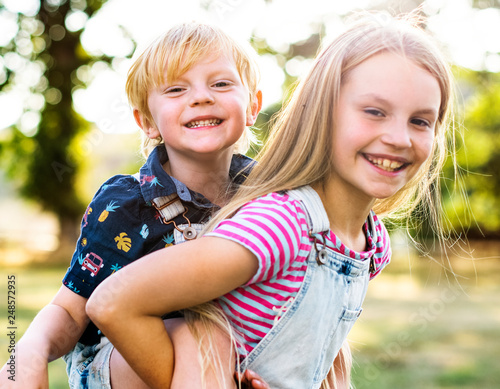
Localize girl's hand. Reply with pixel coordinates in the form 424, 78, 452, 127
235, 369, 270, 389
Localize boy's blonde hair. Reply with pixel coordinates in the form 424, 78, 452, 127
126, 23, 261, 156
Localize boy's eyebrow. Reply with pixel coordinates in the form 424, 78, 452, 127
358, 93, 438, 116
165, 69, 239, 85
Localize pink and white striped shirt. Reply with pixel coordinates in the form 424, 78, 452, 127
207, 191, 391, 354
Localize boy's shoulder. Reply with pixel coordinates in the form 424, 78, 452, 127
85, 174, 148, 217
94, 174, 141, 198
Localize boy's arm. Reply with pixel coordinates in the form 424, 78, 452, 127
0, 286, 89, 388
87, 236, 259, 389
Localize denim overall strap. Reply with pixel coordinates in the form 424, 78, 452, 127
287, 185, 330, 234
238, 185, 371, 389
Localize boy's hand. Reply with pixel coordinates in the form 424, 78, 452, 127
0, 346, 49, 389
234, 369, 270, 389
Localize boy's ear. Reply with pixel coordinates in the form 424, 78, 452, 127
246, 90, 263, 126
133, 109, 161, 139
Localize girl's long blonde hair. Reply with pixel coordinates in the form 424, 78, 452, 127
205, 11, 455, 235
187, 10, 457, 389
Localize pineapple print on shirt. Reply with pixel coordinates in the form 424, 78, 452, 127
99, 201, 120, 222
162, 234, 174, 247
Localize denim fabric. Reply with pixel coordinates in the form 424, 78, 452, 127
238, 185, 371, 389
63, 337, 114, 389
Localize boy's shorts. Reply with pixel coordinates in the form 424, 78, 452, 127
63, 336, 113, 389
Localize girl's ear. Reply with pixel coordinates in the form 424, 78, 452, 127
246, 90, 263, 126
133, 109, 161, 139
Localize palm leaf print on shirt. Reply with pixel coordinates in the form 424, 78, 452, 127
115, 232, 132, 252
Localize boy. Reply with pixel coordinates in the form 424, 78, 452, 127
0, 23, 262, 388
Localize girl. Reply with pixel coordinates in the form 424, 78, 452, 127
88, 10, 456, 389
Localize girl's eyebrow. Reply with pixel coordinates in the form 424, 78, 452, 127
358, 93, 438, 117
357, 93, 391, 105
413, 108, 439, 117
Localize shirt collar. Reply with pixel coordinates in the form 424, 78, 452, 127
139, 145, 254, 206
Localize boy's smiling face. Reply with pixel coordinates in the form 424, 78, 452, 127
138, 54, 259, 162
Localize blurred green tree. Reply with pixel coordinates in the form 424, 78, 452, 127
442, 69, 500, 239
0, 0, 498, 259
0, 0, 116, 251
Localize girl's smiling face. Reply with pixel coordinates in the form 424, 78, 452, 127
329, 51, 441, 204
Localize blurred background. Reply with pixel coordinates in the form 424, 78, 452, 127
1, 0, 499, 387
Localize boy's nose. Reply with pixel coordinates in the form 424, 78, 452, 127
190, 87, 215, 106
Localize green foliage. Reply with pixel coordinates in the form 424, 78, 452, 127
1, 0, 499, 244
442, 69, 500, 238
0, 0, 112, 243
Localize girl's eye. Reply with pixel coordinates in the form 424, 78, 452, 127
411, 118, 431, 128
364, 108, 384, 117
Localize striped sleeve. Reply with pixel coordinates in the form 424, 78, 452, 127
369, 213, 392, 279
206, 192, 306, 285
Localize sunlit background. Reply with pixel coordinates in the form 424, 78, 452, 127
1, 1, 500, 388
2, 0, 500, 132
3, 0, 500, 255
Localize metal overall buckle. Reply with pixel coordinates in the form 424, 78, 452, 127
167, 209, 197, 240
152, 195, 198, 240
309, 230, 328, 265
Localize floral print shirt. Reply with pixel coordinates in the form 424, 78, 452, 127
62, 145, 253, 344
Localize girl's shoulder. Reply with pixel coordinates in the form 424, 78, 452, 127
370, 212, 390, 243
243, 191, 308, 217
211, 190, 310, 251
368, 212, 392, 278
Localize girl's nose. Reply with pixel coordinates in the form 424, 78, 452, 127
189, 86, 215, 106
380, 120, 412, 148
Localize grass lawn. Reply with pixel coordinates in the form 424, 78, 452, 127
0, 266, 71, 388
1, 241, 499, 388
350, 240, 500, 388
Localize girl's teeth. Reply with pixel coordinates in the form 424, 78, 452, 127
367, 156, 404, 172
186, 119, 221, 128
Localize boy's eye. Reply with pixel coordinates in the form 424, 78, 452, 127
165, 87, 184, 94
213, 81, 231, 88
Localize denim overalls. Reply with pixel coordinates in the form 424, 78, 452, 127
238, 185, 372, 388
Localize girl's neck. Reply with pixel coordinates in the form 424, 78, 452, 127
311, 182, 375, 252
163, 151, 233, 207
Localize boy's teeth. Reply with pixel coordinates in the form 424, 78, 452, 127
367, 156, 405, 172
186, 119, 222, 128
